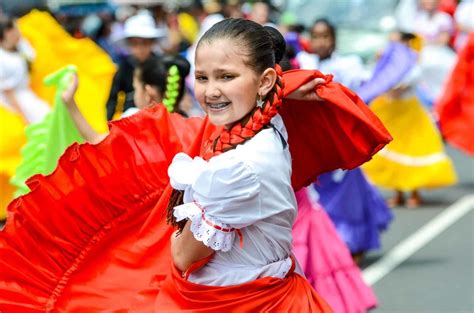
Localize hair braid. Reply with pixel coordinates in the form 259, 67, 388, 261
166, 189, 186, 233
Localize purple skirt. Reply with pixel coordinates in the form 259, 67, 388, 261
313, 168, 393, 253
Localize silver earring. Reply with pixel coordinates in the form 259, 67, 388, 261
256, 95, 265, 108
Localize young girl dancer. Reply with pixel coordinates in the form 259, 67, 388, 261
362, 33, 457, 208
0, 18, 391, 312
62, 55, 191, 144
0, 17, 50, 124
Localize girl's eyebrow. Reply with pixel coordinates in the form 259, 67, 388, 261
195, 68, 236, 75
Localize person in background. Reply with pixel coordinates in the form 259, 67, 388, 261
414, 0, 455, 46
297, 18, 392, 262
454, 0, 474, 51
362, 32, 457, 208
81, 13, 122, 64
64, 55, 190, 144
222, 0, 244, 18
106, 11, 166, 121
279, 11, 310, 70
296, 18, 369, 90
248, 1, 271, 26
0, 17, 50, 124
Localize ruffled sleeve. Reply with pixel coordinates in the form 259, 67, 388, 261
168, 152, 261, 252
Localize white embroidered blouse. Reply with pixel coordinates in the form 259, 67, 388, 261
168, 114, 301, 286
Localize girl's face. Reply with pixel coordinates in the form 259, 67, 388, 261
1, 24, 21, 49
420, 0, 439, 12
133, 72, 161, 109
310, 22, 335, 59
127, 37, 154, 63
194, 39, 273, 128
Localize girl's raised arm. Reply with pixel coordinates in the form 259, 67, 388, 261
62, 74, 107, 144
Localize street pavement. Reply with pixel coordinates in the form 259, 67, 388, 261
361, 146, 474, 313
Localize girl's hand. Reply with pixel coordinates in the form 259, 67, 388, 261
286, 78, 325, 101
61, 73, 79, 107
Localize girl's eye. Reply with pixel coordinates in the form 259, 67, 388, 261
222, 75, 234, 80
195, 76, 207, 82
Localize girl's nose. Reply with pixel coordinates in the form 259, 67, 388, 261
205, 81, 221, 99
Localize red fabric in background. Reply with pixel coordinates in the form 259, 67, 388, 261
435, 33, 474, 155
0, 69, 390, 312
438, 0, 457, 16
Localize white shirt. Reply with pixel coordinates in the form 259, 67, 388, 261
414, 10, 454, 44
454, 1, 474, 50
120, 107, 140, 118
0, 41, 50, 123
168, 114, 302, 286
296, 51, 368, 90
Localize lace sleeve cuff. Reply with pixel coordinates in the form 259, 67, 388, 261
173, 202, 237, 252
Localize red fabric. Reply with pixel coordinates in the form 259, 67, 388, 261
0, 107, 203, 312
155, 262, 333, 312
281, 70, 392, 190
438, 0, 457, 16
0, 70, 390, 312
435, 33, 474, 155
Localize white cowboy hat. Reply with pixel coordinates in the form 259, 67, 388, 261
122, 12, 167, 40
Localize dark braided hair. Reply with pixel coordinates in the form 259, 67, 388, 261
167, 18, 286, 232
135, 55, 190, 115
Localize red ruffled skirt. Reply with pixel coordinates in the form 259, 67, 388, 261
151, 258, 333, 312
435, 33, 474, 155
0, 70, 391, 312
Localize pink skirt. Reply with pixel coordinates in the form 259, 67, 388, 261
293, 188, 378, 313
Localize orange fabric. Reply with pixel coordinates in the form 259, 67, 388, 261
155, 261, 334, 312
0, 70, 391, 312
435, 33, 474, 155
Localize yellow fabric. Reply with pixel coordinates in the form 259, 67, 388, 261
409, 34, 424, 53
362, 95, 457, 191
0, 10, 117, 218
18, 10, 116, 133
0, 174, 16, 220
178, 13, 199, 44
0, 107, 26, 219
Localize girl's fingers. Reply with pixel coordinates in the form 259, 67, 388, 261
313, 78, 325, 86
300, 78, 326, 93
286, 78, 326, 101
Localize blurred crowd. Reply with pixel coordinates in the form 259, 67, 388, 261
2, 0, 472, 118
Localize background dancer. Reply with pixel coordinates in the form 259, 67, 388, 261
0, 17, 50, 124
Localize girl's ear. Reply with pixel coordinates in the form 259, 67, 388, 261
144, 84, 162, 104
258, 68, 277, 98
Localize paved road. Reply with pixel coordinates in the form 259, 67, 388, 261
361, 146, 474, 313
